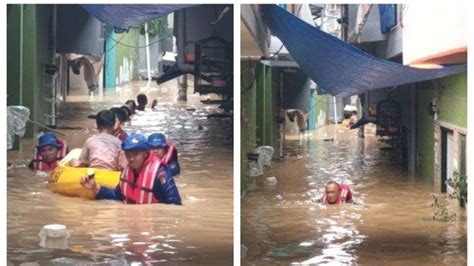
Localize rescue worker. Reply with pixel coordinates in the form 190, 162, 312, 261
70, 110, 126, 171
148, 133, 180, 177
320, 181, 353, 204
80, 134, 182, 205
28, 132, 68, 171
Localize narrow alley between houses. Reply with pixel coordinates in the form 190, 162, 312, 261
8, 4, 234, 265
242, 125, 466, 265
8, 80, 233, 264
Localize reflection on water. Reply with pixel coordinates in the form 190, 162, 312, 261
242, 125, 466, 265
8, 81, 233, 265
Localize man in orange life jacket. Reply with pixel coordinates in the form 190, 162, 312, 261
28, 132, 68, 171
320, 181, 353, 204
80, 133, 181, 205
148, 133, 180, 177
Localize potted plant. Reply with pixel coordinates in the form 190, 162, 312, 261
448, 171, 467, 208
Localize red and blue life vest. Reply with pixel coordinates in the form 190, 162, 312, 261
29, 139, 68, 171
162, 141, 178, 164
119, 153, 162, 204
322, 183, 352, 204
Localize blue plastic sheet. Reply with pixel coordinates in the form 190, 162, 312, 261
379, 4, 396, 34
262, 5, 467, 97
81, 4, 196, 30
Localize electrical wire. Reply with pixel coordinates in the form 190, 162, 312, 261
105, 33, 126, 53
105, 30, 174, 50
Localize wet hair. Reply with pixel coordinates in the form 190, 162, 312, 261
137, 94, 148, 105
120, 105, 132, 119
125, 100, 137, 113
96, 110, 116, 130
326, 181, 340, 189
110, 107, 128, 123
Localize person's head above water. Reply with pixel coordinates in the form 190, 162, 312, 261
36, 132, 61, 163
122, 134, 150, 170
148, 133, 168, 158
96, 110, 119, 133
110, 107, 128, 124
325, 181, 341, 204
125, 100, 137, 114
137, 94, 148, 106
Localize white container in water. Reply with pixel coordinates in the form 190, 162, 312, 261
39, 224, 70, 249
39, 224, 70, 239
265, 176, 278, 186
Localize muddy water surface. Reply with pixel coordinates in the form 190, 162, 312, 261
242, 125, 466, 265
8, 81, 233, 265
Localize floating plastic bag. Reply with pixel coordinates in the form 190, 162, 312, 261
7, 106, 30, 149
254, 146, 274, 167
265, 176, 278, 186
248, 161, 263, 177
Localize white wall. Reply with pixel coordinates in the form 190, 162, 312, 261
403, 3, 466, 65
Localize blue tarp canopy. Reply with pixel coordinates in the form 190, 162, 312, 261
262, 5, 467, 97
81, 4, 196, 30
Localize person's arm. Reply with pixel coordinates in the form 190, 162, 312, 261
28, 160, 36, 170
95, 185, 124, 201
153, 166, 182, 205
168, 161, 180, 176
117, 150, 128, 171
80, 175, 123, 201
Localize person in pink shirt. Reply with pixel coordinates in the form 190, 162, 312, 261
321, 181, 353, 204
70, 110, 126, 171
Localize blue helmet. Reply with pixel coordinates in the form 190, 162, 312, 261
122, 134, 150, 152
148, 133, 168, 148
37, 132, 61, 149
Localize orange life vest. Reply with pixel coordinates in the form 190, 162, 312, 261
30, 139, 68, 171
119, 153, 162, 204
322, 183, 352, 204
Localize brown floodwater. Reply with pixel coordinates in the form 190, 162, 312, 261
7, 80, 233, 265
242, 125, 466, 265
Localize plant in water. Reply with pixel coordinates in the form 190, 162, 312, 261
447, 171, 467, 208
430, 193, 456, 222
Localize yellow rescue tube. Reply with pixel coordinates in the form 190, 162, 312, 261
49, 148, 120, 199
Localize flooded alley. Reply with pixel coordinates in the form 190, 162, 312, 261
242, 125, 466, 265
7, 80, 233, 265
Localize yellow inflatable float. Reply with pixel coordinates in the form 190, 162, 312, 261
49, 149, 120, 199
